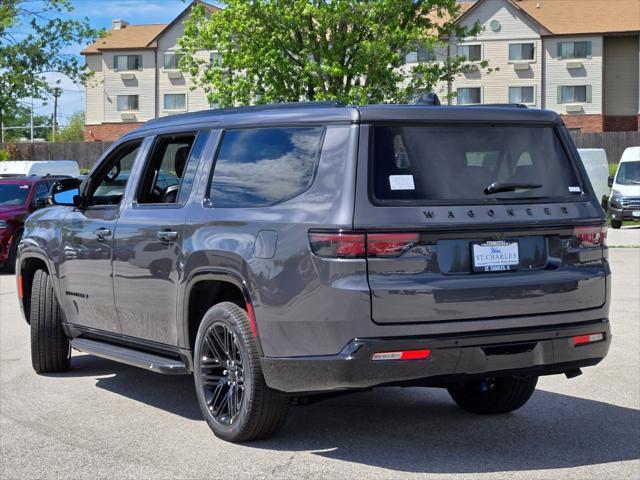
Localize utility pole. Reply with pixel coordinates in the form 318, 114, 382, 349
30, 99, 34, 143
51, 87, 62, 142
52, 87, 61, 141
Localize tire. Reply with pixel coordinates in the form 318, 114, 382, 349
447, 375, 538, 415
611, 219, 622, 229
194, 302, 289, 442
2, 231, 21, 274
30, 269, 71, 373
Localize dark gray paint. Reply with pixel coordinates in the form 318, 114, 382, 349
17, 104, 610, 378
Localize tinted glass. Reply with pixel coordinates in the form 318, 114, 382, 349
0, 184, 30, 205
208, 127, 323, 207
371, 125, 580, 204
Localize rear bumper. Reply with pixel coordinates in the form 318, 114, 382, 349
260, 319, 611, 393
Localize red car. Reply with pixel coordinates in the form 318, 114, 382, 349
0, 176, 63, 272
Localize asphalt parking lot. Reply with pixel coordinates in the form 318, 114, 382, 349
1, 249, 638, 480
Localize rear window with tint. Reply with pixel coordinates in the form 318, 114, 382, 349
371, 125, 580, 204
208, 127, 323, 207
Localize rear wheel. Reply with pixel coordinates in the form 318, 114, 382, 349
30, 269, 71, 373
611, 219, 622, 229
193, 302, 289, 442
447, 375, 538, 414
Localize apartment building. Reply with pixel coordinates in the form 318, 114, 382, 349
81, 1, 218, 141
83, 0, 640, 139
438, 0, 640, 132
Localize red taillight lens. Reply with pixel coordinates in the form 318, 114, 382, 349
308, 232, 366, 259
371, 349, 431, 361
573, 333, 604, 346
367, 233, 420, 258
573, 225, 607, 247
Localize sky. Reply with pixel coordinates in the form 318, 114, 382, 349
29, 0, 216, 126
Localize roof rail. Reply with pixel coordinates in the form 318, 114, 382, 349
466, 103, 528, 109
144, 101, 347, 126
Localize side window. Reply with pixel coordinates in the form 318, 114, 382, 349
136, 133, 197, 204
208, 127, 324, 208
88, 140, 142, 206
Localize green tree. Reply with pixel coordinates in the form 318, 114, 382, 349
179, 0, 492, 106
49, 111, 84, 142
0, 1, 100, 129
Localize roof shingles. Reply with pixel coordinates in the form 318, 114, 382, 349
81, 24, 168, 54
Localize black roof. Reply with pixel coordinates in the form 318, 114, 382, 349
126, 102, 563, 137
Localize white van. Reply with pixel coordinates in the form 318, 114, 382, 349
608, 147, 640, 228
577, 148, 609, 209
0, 160, 80, 178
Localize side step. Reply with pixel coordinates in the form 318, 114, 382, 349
71, 338, 189, 375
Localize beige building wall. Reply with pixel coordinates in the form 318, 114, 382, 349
543, 36, 603, 115
447, 0, 543, 106
157, 20, 212, 117
101, 50, 157, 123
84, 54, 104, 125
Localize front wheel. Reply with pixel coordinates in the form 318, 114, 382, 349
447, 375, 538, 414
30, 269, 71, 373
611, 219, 622, 229
193, 302, 289, 442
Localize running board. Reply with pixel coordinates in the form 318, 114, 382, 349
71, 338, 189, 375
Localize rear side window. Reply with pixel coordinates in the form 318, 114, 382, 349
208, 127, 323, 207
371, 125, 581, 204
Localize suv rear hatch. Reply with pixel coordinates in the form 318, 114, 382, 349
353, 120, 607, 324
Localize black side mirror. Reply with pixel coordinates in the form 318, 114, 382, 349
34, 198, 49, 208
51, 178, 82, 207
607, 176, 614, 187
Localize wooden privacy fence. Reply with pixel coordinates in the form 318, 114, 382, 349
570, 131, 640, 163
0, 141, 114, 171
2, 130, 640, 170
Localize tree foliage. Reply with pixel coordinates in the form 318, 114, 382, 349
179, 0, 493, 106
49, 111, 84, 142
0, 1, 100, 124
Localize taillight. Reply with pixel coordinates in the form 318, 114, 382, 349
371, 349, 431, 361
308, 232, 366, 259
309, 231, 420, 259
573, 225, 607, 247
367, 233, 420, 258
573, 333, 604, 346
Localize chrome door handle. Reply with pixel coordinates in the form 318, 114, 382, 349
93, 228, 111, 240
157, 230, 178, 242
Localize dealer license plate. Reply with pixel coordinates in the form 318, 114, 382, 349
472, 241, 520, 272
632, 211, 640, 218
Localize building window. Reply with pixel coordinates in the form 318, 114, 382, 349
163, 52, 181, 70
508, 43, 534, 61
457, 87, 481, 105
117, 95, 139, 111
558, 85, 591, 103
557, 41, 592, 59
405, 45, 436, 64
458, 44, 482, 62
114, 55, 142, 71
164, 94, 186, 111
509, 86, 535, 104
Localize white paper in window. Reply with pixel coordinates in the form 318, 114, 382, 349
389, 175, 415, 191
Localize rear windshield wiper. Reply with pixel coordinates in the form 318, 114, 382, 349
484, 182, 543, 195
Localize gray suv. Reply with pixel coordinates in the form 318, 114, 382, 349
16, 103, 611, 442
